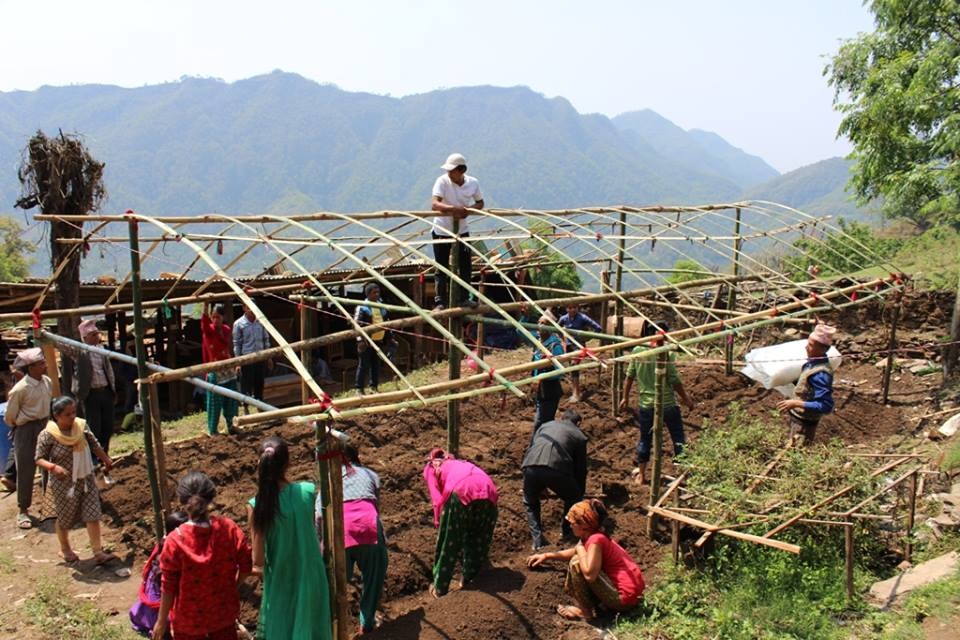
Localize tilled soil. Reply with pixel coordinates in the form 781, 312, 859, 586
101, 345, 922, 639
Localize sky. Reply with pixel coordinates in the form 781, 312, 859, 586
0, 0, 875, 173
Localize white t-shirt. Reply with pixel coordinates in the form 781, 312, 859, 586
431, 174, 483, 236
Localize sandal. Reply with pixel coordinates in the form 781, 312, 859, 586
16, 513, 32, 529
59, 550, 80, 564
93, 551, 118, 566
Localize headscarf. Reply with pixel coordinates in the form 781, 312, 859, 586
13, 347, 43, 369
810, 323, 836, 346
566, 499, 603, 534
45, 417, 95, 490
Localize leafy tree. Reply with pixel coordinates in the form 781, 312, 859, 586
827, 0, 960, 375
787, 219, 902, 280
521, 221, 582, 298
826, 0, 960, 230
0, 216, 35, 281
665, 258, 709, 285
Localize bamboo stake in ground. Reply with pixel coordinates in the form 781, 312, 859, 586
646, 351, 667, 538
844, 522, 855, 603
447, 219, 463, 456
725, 206, 742, 375
147, 382, 170, 510
905, 470, 917, 562
881, 295, 901, 405
128, 212, 165, 545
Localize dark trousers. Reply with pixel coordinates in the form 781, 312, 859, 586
432, 232, 472, 305
355, 343, 383, 391
240, 362, 266, 401
84, 387, 115, 454
532, 379, 562, 437
522, 466, 583, 548
13, 419, 45, 510
636, 405, 685, 464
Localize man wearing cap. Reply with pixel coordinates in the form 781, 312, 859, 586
73, 319, 116, 453
430, 153, 485, 310
5, 348, 52, 528
776, 323, 837, 445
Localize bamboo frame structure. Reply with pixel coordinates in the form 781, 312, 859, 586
24, 201, 909, 634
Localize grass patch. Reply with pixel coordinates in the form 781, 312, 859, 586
110, 411, 207, 457
942, 438, 960, 474
0, 550, 14, 574
890, 225, 960, 291
23, 576, 140, 640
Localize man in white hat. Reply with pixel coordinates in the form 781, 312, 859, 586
776, 323, 837, 444
5, 347, 52, 528
430, 152, 485, 310
72, 319, 116, 453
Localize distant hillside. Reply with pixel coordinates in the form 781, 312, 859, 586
740, 157, 879, 223
612, 110, 779, 190
0, 72, 765, 218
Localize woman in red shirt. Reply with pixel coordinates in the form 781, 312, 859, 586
201, 303, 238, 436
152, 472, 252, 640
526, 499, 644, 621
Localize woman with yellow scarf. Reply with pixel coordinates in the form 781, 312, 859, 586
35, 396, 116, 564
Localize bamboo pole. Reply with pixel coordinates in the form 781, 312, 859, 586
38, 330, 275, 412
328, 439, 350, 640
612, 212, 626, 415
128, 212, 165, 545
147, 382, 170, 509
881, 296, 901, 405
647, 351, 667, 538
725, 207, 742, 375
476, 272, 486, 356
844, 523, 855, 603
671, 483, 681, 564
300, 302, 310, 405
39, 343, 62, 397
598, 270, 610, 388
905, 471, 917, 562
447, 218, 463, 455
315, 429, 337, 640
646, 506, 800, 554
153, 274, 761, 386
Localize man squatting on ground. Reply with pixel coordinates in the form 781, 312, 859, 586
618, 321, 694, 487
776, 323, 837, 445
431, 152, 484, 310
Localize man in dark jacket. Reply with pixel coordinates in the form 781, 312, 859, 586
521, 409, 588, 550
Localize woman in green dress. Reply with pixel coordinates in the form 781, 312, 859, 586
247, 437, 332, 639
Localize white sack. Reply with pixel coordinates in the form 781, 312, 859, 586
740, 339, 842, 397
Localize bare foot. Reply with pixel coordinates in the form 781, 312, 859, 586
556, 604, 586, 620
59, 550, 79, 564
428, 584, 441, 599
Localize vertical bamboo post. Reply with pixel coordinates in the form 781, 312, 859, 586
905, 470, 917, 562
327, 437, 350, 640
646, 351, 667, 538
881, 296, 902, 405
447, 219, 462, 455
671, 478, 680, 564
300, 302, 310, 405
725, 207, 741, 375
612, 213, 627, 415
40, 343, 62, 397
147, 382, 170, 510
127, 212, 165, 544
598, 270, 610, 387
476, 271, 486, 357
844, 523, 855, 603
315, 427, 337, 639
412, 276, 424, 366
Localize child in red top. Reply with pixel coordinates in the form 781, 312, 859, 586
526, 499, 645, 621
152, 472, 252, 640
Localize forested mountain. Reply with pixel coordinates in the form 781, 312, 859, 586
0, 71, 770, 217
740, 157, 878, 222
612, 110, 779, 190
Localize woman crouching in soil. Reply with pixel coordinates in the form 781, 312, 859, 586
34, 395, 116, 565
526, 499, 645, 621
423, 447, 499, 598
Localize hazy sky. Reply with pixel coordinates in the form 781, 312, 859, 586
0, 0, 874, 173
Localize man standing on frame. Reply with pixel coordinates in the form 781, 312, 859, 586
232, 303, 272, 413
430, 152, 484, 310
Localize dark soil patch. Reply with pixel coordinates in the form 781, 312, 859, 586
99, 292, 942, 639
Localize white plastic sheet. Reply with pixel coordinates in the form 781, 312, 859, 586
740, 339, 842, 397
